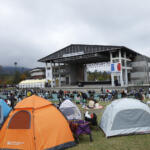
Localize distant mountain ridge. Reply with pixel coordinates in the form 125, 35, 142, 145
0, 66, 30, 75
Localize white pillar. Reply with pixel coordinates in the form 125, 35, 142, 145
50, 62, 54, 88
124, 52, 128, 86
111, 73, 115, 86
45, 62, 48, 82
119, 50, 124, 86
53, 63, 56, 87
110, 52, 115, 86
45, 62, 54, 88
58, 63, 61, 87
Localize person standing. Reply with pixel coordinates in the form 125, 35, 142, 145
10, 93, 16, 109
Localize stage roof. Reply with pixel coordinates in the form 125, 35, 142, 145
38, 44, 141, 64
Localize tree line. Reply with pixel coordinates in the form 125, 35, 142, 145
0, 65, 30, 86
87, 70, 111, 81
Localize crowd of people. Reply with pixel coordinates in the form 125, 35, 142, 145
0, 87, 150, 109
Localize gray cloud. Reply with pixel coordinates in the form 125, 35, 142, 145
0, 0, 150, 68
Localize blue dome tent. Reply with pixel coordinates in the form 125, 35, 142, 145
0, 99, 11, 126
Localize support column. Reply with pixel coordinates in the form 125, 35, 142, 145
45, 62, 54, 88
111, 74, 115, 87
69, 74, 71, 85
54, 63, 56, 87
50, 62, 54, 88
51, 62, 54, 88
58, 63, 61, 87
124, 52, 128, 86
84, 64, 88, 81
110, 52, 115, 86
119, 50, 124, 86
45, 62, 48, 82
64, 63, 69, 85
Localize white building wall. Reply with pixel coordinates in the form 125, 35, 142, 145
132, 61, 146, 67
131, 72, 147, 78
31, 72, 44, 77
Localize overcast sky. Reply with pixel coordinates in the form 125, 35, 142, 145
0, 0, 150, 68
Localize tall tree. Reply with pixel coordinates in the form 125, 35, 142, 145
13, 71, 21, 84
0, 65, 2, 74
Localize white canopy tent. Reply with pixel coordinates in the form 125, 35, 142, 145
100, 98, 150, 137
19, 79, 46, 88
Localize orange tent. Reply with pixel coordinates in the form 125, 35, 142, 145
0, 95, 75, 150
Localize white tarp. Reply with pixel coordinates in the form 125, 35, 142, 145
59, 100, 82, 120
100, 98, 150, 137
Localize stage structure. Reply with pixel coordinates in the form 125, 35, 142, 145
39, 44, 150, 87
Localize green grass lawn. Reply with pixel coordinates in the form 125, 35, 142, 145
68, 101, 150, 150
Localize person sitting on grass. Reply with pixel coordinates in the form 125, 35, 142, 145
88, 100, 95, 109
75, 94, 81, 104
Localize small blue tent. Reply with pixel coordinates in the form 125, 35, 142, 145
0, 99, 11, 125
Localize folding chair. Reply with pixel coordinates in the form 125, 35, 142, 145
69, 120, 93, 143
